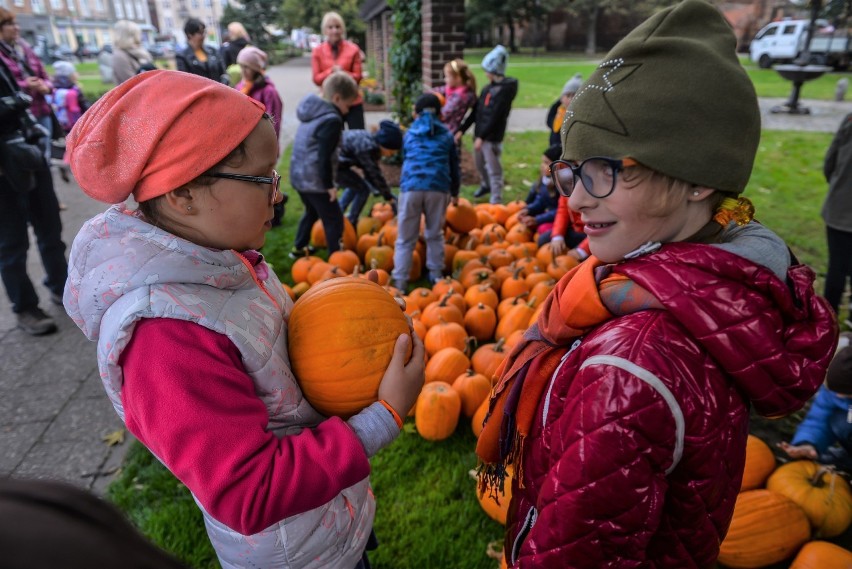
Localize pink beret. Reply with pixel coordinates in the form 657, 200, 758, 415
236, 46, 268, 73
66, 70, 265, 204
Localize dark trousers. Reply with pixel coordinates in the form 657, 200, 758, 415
824, 225, 852, 313
0, 165, 67, 313
294, 191, 344, 254
338, 167, 371, 227
345, 104, 365, 130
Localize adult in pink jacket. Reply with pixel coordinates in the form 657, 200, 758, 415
476, 2, 838, 567
311, 11, 363, 129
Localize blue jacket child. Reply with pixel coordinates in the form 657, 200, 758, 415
782, 332, 852, 471
391, 93, 460, 291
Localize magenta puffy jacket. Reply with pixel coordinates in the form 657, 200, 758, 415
505, 244, 836, 568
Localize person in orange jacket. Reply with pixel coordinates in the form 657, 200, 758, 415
311, 11, 364, 129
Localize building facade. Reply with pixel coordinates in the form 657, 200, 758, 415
148, 0, 230, 44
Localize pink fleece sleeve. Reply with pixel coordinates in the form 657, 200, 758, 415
120, 318, 371, 535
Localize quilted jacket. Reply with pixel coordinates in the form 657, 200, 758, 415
506, 244, 837, 568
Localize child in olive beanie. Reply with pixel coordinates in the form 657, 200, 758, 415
562, 0, 760, 195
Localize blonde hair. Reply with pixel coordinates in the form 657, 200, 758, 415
321, 12, 346, 37
322, 70, 359, 101
227, 22, 250, 41
114, 19, 142, 50
444, 59, 477, 93
620, 164, 705, 218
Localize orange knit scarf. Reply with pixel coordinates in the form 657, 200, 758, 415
475, 257, 663, 494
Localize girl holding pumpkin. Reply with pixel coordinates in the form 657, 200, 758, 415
476, 2, 837, 567
62, 71, 425, 569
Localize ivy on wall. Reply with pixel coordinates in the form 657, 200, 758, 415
388, 0, 422, 127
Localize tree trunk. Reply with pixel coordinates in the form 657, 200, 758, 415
584, 5, 599, 55
505, 12, 517, 53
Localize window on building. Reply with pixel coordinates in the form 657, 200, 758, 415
68, 0, 76, 12
165, 16, 173, 29
13, 0, 24, 7
190, 0, 198, 8
162, 0, 169, 7
50, 0, 62, 10
124, 0, 133, 18
221, 0, 227, 7
113, 0, 123, 18
94, 0, 103, 10
135, 1, 143, 19
79, 0, 90, 16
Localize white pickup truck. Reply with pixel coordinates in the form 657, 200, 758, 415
749, 19, 850, 69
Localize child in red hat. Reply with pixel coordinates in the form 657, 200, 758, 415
63, 70, 424, 569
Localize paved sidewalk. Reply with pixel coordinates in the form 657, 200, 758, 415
1, 56, 850, 497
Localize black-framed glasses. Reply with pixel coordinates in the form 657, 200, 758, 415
549, 157, 637, 199
209, 170, 281, 205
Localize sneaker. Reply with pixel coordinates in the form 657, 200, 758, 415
427, 272, 443, 286
473, 185, 490, 198
49, 291, 64, 306
16, 307, 57, 336
288, 246, 317, 260
392, 279, 408, 292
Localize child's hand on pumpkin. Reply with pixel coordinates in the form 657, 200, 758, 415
378, 333, 425, 418
777, 441, 818, 460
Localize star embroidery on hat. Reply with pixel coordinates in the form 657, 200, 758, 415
563, 58, 642, 137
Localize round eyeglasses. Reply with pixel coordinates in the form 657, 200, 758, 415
209, 170, 281, 205
549, 157, 637, 199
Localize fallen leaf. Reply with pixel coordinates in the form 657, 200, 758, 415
102, 429, 125, 446
403, 422, 417, 435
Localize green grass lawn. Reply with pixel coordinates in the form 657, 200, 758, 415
466, 53, 848, 108
106, 128, 836, 568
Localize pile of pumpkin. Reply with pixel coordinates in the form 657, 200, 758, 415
286, 198, 579, 442
718, 435, 852, 568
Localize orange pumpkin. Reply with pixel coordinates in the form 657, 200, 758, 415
364, 234, 394, 272
425, 347, 470, 384
741, 434, 776, 491
421, 295, 465, 329
495, 298, 536, 341
717, 490, 811, 569
472, 338, 508, 382
306, 261, 333, 285
291, 254, 323, 284
424, 320, 468, 356
291, 281, 311, 298
432, 276, 465, 298
446, 201, 479, 233
477, 465, 514, 524
452, 370, 491, 417
500, 269, 529, 300
415, 382, 462, 441
789, 540, 852, 569
356, 216, 383, 237
472, 396, 489, 437
766, 460, 852, 537
464, 303, 497, 342
328, 249, 360, 274
547, 255, 579, 280
409, 287, 439, 311
288, 277, 411, 418
371, 201, 394, 223
464, 283, 500, 310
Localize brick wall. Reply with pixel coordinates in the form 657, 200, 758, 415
421, 0, 465, 88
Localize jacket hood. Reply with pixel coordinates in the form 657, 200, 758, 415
616, 243, 837, 418
497, 76, 519, 98
407, 110, 449, 138
296, 93, 338, 123
64, 204, 257, 341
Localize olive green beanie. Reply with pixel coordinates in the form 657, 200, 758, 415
561, 0, 760, 194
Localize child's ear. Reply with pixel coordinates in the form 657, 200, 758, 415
162, 186, 197, 215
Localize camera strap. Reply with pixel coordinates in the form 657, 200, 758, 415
0, 41, 34, 78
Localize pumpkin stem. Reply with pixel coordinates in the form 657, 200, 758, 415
465, 335, 477, 356
494, 337, 506, 353
810, 465, 835, 488
371, 258, 379, 270
366, 269, 379, 284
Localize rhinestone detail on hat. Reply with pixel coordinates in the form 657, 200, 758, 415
562, 57, 626, 137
